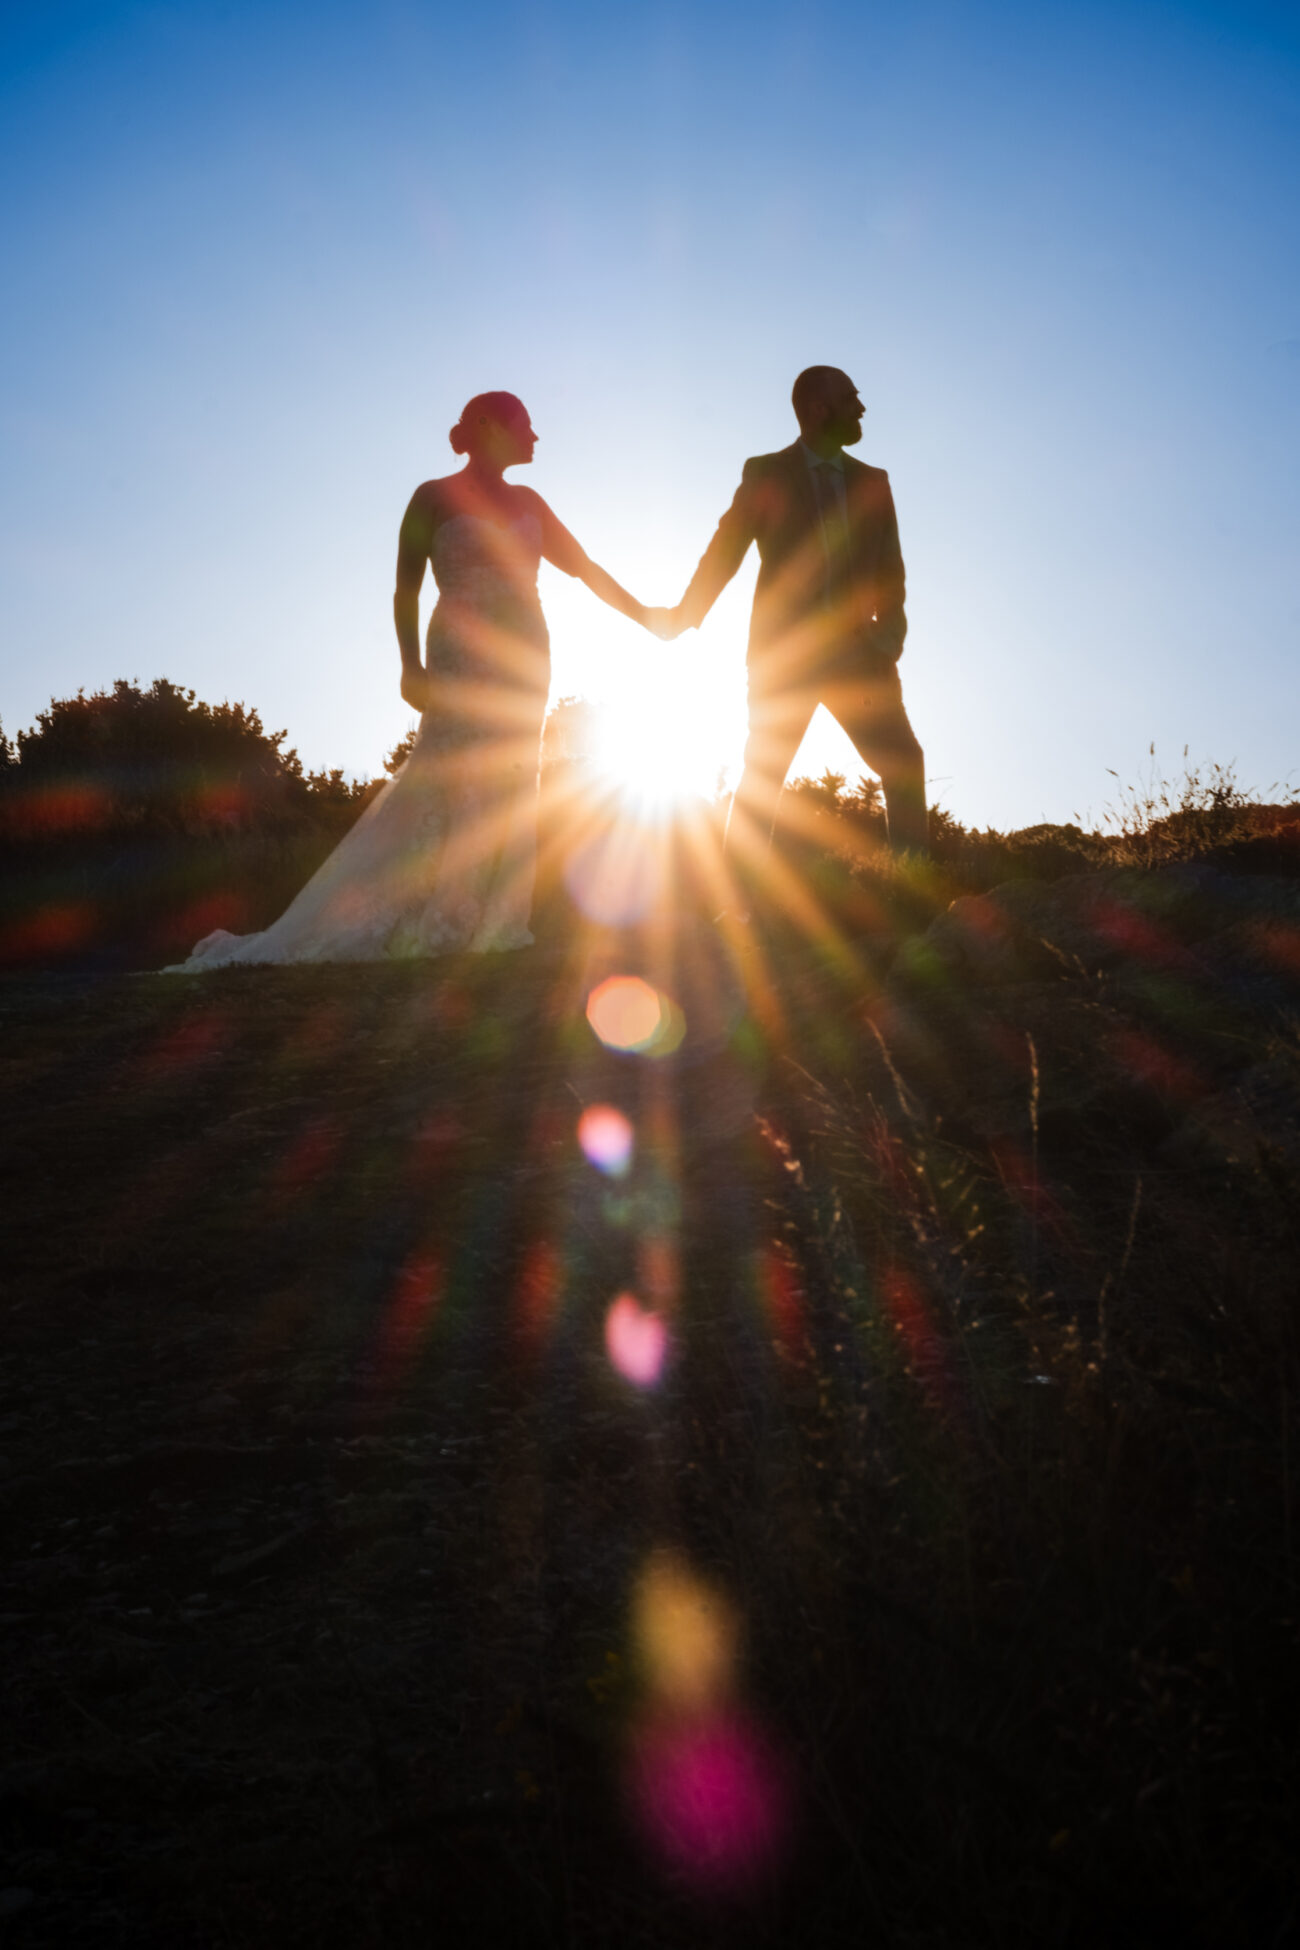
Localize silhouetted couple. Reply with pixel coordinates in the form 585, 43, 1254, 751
172, 369, 926, 971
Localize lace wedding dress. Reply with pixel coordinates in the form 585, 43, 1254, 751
170, 514, 551, 970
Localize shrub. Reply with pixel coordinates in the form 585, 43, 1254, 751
0, 680, 375, 967
383, 723, 419, 775
5, 678, 330, 839
1102, 745, 1296, 866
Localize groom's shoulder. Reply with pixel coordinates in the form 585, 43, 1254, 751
742, 442, 802, 478
736, 445, 803, 505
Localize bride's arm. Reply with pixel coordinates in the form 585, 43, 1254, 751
576, 555, 648, 627
535, 495, 653, 629
574, 559, 680, 639
394, 488, 436, 710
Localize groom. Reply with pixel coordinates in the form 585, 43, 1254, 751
667, 366, 928, 858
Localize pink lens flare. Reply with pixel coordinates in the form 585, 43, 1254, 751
578, 1104, 635, 1178
628, 1710, 791, 1892
605, 1292, 668, 1388
585, 976, 686, 1057
565, 826, 663, 926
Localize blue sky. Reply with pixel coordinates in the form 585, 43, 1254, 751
1, 0, 1297, 828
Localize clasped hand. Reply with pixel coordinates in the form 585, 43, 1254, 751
641, 605, 685, 641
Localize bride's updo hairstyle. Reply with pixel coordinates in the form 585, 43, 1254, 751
449, 391, 527, 456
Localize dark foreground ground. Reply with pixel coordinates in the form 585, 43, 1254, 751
2, 888, 1299, 1947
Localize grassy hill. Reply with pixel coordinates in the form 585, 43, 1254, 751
2, 815, 1299, 1942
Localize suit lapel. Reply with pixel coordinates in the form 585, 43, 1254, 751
780, 441, 819, 527
842, 455, 877, 558
841, 453, 866, 520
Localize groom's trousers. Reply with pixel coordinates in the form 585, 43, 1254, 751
727, 647, 928, 857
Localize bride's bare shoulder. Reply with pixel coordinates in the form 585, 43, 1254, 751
406, 475, 464, 515
399, 476, 468, 550
511, 484, 557, 526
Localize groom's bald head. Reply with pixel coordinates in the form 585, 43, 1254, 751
792, 367, 864, 448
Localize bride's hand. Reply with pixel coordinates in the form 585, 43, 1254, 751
400, 666, 433, 713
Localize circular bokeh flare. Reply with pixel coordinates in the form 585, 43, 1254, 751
586, 975, 686, 1058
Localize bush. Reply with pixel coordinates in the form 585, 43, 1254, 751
1100, 746, 1279, 866
0, 680, 376, 968
383, 722, 420, 776
770, 755, 1300, 940
2, 678, 372, 841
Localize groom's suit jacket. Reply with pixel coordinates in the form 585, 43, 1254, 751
678, 441, 907, 690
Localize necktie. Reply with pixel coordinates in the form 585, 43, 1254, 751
812, 462, 847, 597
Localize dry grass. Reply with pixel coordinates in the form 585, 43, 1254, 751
1100, 745, 1298, 866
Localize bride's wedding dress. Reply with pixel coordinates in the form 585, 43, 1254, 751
170, 513, 552, 970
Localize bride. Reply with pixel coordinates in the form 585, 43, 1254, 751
172, 392, 661, 969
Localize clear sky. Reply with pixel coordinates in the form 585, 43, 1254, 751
2, 0, 1297, 830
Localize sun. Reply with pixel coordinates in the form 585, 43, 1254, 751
541, 572, 748, 818
580, 674, 872, 823
586, 688, 730, 817
566, 635, 750, 820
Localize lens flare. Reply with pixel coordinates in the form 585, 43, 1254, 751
1255, 919, 1300, 974
0, 901, 94, 960
605, 1292, 668, 1388
588, 690, 730, 816
565, 825, 663, 925
626, 1553, 789, 1890
587, 974, 661, 1050
375, 1244, 444, 1378
586, 976, 686, 1057
578, 1104, 635, 1177
629, 1711, 788, 1892
514, 1237, 562, 1353
632, 1553, 737, 1712
759, 1247, 804, 1354
139, 1010, 231, 1083
637, 1234, 681, 1310
269, 1117, 343, 1203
